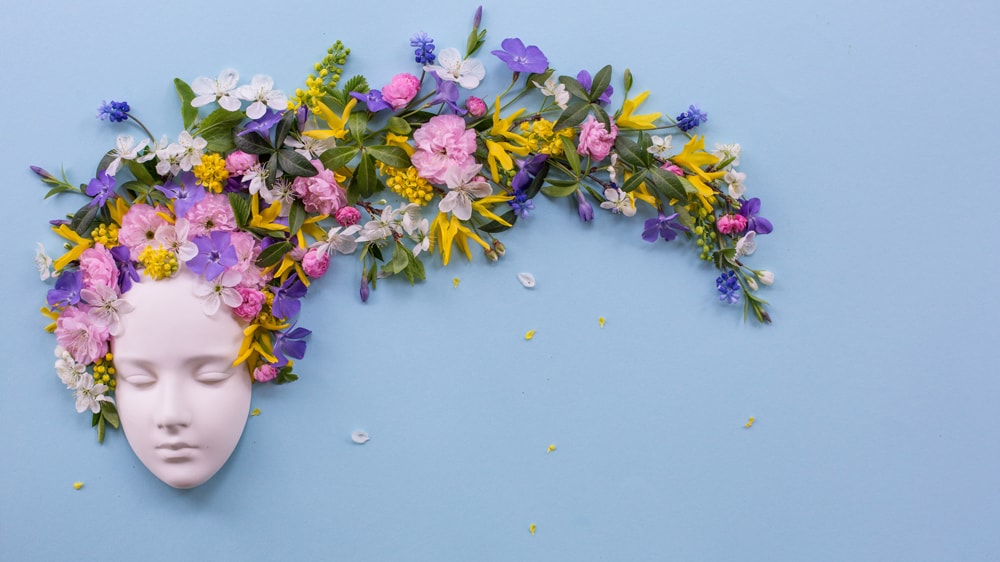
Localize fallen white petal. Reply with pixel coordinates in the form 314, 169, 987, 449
351, 431, 370, 444
518, 273, 536, 288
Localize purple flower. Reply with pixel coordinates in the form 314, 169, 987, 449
737, 198, 773, 235
575, 190, 594, 222
350, 89, 392, 113
577, 70, 612, 105
509, 192, 534, 219
31, 166, 56, 181
272, 276, 308, 320
86, 170, 115, 208
237, 108, 283, 138
716, 270, 741, 304
273, 324, 311, 367
46, 270, 82, 308
427, 72, 466, 115
155, 172, 205, 218
676, 105, 707, 132
410, 32, 436, 64
510, 154, 549, 192
97, 100, 130, 122
187, 231, 238, 281
360, 276, 370, 303
110, 245, 139, 292
642, 212, 689, 243
491, 38, 549, 74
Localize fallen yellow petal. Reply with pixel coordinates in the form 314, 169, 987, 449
529, 523, 537, 536
598, 317, 606, 328
452, 277, 460, 288
525, 329, 536, 341
547, 444, 556, 453
745, 417, 756, 429
251, 408, 261, 417
73, 482, 84, 490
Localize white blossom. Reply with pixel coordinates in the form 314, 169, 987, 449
600, 187, 636, 217
106, 135, 149, 176
424, 48, 485, 89
533, 77, 569, 109
235, 75, 288, 120
193, 269, 243, 316
724, 170, 747, 199
647, 135, 673, 159
438, 164, 491, 221
35, 242, 54, 281
81, 284, 135, 337
191, 69, 242, 111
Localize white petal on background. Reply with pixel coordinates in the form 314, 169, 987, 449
351, 431, 370, 444
518, 272, 536, 288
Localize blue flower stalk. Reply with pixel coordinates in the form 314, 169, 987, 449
97, 99, 156, 142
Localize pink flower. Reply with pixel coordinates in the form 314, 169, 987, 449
187, 193, 237, 236
233, 287, 265, 321
228, 231, 261, 278
465, 96, 487, 118
78, 245, 118, 291
335, 206, 361, 226
716, 214, 748, 235
576, 115, 618, 162
55, 306, 110, 365
411, 114, 477, 184
253, 363, 278, 383
302, 248, 330, 278
660, 162, 685, 177
225, 150, 258, 175
381, 73, 420, 110
118, 203, 169, 259
292, 160, 347, 215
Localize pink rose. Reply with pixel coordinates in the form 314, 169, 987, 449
576, 115, 618, 162
335, 206, 361, 226
55, 306, 110, 365
187, 193, 237, 236
118, 203, 169, 259
78, 245, 118, 291
225, 150, 258, 175
302, 248, 330, 278
465, 96, 487, 118
233, 287, 265, 321
716, 214, 748, 235
292, 160, 347, 215
253, 364, 278, 383
411, 114, 477, 184
381, 73, 420, 110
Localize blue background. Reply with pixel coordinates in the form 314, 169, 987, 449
2, 0, 998, 560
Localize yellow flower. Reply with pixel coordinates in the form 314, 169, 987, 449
304, 98, 357, 141
430, 212, 490, 266
51, 224, 93, 271
472, 194, 514, 226
685, 175, 720, 212
248, 195, 288, 233
617, 90, 662, 130
485, 97, 531, 182
670, 136, 720, 182
385, 132, 414, 156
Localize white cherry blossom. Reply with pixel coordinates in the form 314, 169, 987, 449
191, 69, 242, 111
424, 48, 486, 89
236, 75, 288, 120
106, 134, 149, 176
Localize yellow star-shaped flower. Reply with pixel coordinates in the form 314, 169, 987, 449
617, 90, 662, 130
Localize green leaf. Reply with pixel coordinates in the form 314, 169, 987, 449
233, 131, 273, 155
387, 116, 412, 135
366, 145, 411, 169
341, 74, 369, 96
97, 151, 115, 175
274, 365, 299, 385
558, 75, 589, 101
592, 104, 611, 130
383, 241, 409, 275
647, 167, 688, 201
368, 242, 384, 262
288, 200, 306, 236
101, 401, 120, 429
589, 65, 613, 103
70, 204, 100, 236
524, 162, 550, 199
43, 184, 75, 199
620, 171, 647, 193
319, 146, 359, 171
614, 136, 647, 168
561, 137, 581, 174
348, 110, 368, 142
96, 414, 106, 444
126, 160, 155, 186
228, 193, 251, 228
277, 148, 318, 177
554, 99, 592, 131
400, 243, 426, 284
542, 181, 580, 198
195, 108, 245, 154
174, 78, 198, 130
255, 241, 292, 268
352, 152, 377, 198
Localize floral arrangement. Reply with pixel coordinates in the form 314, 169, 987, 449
35, 7, 774, 441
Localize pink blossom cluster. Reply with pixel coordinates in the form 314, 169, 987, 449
576, 115, 619, 162
411, 114, 478, 184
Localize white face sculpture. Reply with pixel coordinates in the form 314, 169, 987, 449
112, 269, 251, 489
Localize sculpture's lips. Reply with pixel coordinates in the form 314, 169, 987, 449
157, 442, 198, 451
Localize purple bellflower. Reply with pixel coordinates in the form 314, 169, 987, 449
737, 197, 773, 235
491, 38, 549, 74
642, 212, 689, 243
575, 190, 594, 222
86, 170, 115, 208
188, 231, 238, 281
46, 270, 83, 308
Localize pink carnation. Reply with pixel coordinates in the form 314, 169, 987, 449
78, 245, 118, 291
118, 203, 169, 259
411, 114, 477, 184
302, 248, 330, 278
55, 306, 110, 365
225, 150, 258, 175
335, 206, 361, 226
465, 96, 487, 118
716, 214, 748, 235
187, 193, 237, 236
253, 364, 278, 383
292, 160, 347, 215
233, 287, 265, 321
381, 73, 420, 110
576, 115, 618, 162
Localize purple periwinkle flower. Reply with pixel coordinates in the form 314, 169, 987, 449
156, 172, 205, 218
188, 231, 238, 281
676, 104, 707, 132
716, 270, 741, 304
273, 324, 311, 367
737, 197, 773, 235
86, 170, 115, 208
97, 100, 130, 122
510, 154, 549, 192
577, 70, 613, 105
272, 276, 308, 320
110, 245, 139, 293
575, 190, 594, 222
31, 166, 56, 181
491, 38, 549, 74
46, 270, 83, 308
410, 32, 436, 65
428, 72, 466, 115
237, 108, 283, 138
350, 89, 392, 113
642, 212, 689, 243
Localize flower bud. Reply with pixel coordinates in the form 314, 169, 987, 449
746, 277, 758, 291
465, 96, 487, 118
484, 248, 499, 262
756, 270, 774, 285
492, 239, 506, 257
360, 276, 370, 303
575, 189, 594, 222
